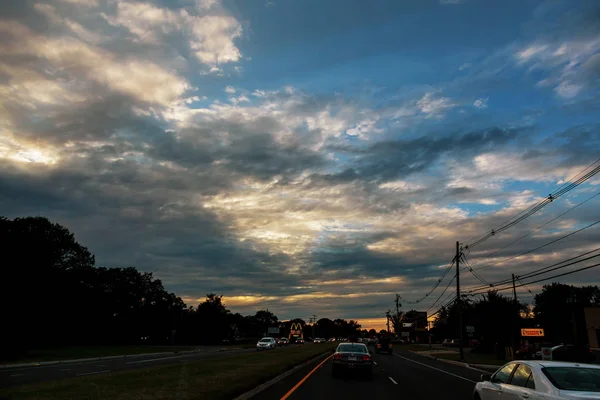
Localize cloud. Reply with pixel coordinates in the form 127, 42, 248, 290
103, 0, 243, 66
473, 98, 488, 109
1, 0, 600, 324
514, 33, 600, 99
416, 92, 456, 118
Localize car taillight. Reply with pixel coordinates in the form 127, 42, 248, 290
333, 353, 343, 360
390, 344, 393, 347
362, 355, 371, 361
377, 344, 381, 348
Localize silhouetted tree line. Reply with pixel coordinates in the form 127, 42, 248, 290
431, 283, 600, 350
0, 217, 362, 360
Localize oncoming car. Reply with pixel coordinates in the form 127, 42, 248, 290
474, 360, 600, 400
256, 337, 276, 351
332, 342, 373, 379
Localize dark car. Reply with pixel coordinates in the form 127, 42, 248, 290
551, 344, 595, 363
332, 342, 373, 379
375, 337, 393, 354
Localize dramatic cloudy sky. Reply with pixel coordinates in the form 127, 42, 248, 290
2, 0, 600, 329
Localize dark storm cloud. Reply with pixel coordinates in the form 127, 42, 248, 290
311, 126, 523, 185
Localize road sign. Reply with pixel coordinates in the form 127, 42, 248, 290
267, 327, 279, 334
401, 331, 410, 337
403, 323, 413, 328
521, 328, 544, 337
541, 347, 552, 361
466, 326, 475, 333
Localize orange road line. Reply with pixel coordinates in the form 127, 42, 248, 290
280, 354, 333, 400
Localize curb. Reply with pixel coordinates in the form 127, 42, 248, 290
233, 352, 330, 400
423, 353, 499, 372
0, 349, 204, 369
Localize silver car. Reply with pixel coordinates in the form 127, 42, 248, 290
474, 360, 600, 400
256, 337, 276, 351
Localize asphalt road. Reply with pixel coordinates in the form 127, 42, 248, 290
257, 348, 487, 400
1, 347, 259, 388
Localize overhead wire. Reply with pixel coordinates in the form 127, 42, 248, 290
471, 218, 600, 272
398, 258, 455, 304
464, 246, 600, 292
466, 258, 600, 296
426, 273, 456, 313
463, 158, 600, 250
468, 190, 600, 268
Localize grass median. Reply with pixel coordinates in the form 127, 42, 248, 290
1, 345, 199, 364
1, 343, 335, 400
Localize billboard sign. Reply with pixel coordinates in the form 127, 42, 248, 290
289, 322, 303, 338
267, 327, 280, 335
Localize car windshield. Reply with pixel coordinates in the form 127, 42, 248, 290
337, 344, 367, 353
259, 339, 271, 343
542, 367, 600, 392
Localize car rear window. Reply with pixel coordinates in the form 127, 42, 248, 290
338, 344, 367, 353
259, 338, 271, 342
542, 367, 600, 392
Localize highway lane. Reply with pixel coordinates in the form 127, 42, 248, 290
258, 348, 488, 400
1, 346, 261, 388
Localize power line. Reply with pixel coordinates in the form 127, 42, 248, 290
463, 159, 600, 250
461, 254, 491, 286
472, 218, 600, 272
468, 190, 600, 268
466, 257, 600, 296
398, 259, 455, 304
426, 274, 456, 313
464, 247, 600, 292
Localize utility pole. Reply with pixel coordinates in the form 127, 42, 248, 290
386, 310, 391, 333
512, 274, 518, 352
456, 241, 464, 361
311, 315, 317, 339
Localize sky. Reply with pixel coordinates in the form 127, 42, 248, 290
1, 0, 600, 331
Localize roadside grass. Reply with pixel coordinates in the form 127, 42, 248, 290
1, 345, 199, 364
1, 343, 335, 400
434, 352, 506, 366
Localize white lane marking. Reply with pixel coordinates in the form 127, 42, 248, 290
393, 354, 476, 384
373, 361, 378, 365
388, 377, 398, 385
76, 370, 111, 376
127, 355, 182, 364
10, 373, 24, 377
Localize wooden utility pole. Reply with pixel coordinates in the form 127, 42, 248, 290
386, 310, 391, 333
311, 315, 317, 339
512, 274, 518, 352
456, 241, 464, 361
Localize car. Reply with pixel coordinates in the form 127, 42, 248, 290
375, 337, 393, 354
550, 344, 596, 363
443, 338, 460, 347
474, 360, 600, 400
294, 337, 304, 344
332, 342, 373, 379
314, 338, 324, 343
256, 337, 277, 351
367, 338, 376, 345
278, 337, 289, 346
328, 337, 336, 342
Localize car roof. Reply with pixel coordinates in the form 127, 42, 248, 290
511, 360, 600, 369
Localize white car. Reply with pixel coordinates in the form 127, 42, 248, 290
474, 360, 600, 400
256, 337, 277, 351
